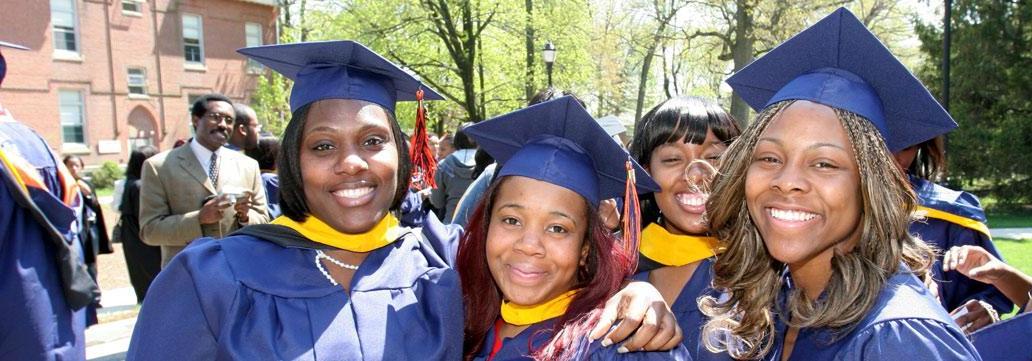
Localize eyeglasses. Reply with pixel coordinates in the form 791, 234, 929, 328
206, 112, 234, 124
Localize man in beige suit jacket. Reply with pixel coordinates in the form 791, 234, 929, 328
140, 94, 269, 267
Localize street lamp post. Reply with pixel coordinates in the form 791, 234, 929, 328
542, 41, 556, 87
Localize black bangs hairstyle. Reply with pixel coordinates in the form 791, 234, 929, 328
629, 96, 742, 228
278, 102, 413, 222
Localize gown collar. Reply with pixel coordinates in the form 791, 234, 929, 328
271, 214, 405, 252
500, 289, 579, 326
639, 222, 720, 267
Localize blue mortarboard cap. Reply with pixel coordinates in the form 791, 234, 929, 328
726, 7, 957, 152
464, 97, 658, 206
237, 41, 444, 112
0, 41, 28, 87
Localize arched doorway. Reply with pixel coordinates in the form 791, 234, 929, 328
127, 106, 158, 150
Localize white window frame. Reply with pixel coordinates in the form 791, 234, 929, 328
127, 67, 147, 97
58, 90, 87, 146
121, 0, 143, 16
51, 0, 81, 60
245, 22, 263, 72
182, 13, 205, 67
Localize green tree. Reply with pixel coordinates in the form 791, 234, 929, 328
252, 72, 292, 137
915, 0, 1032, 206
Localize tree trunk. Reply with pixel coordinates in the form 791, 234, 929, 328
524, 0, 536, 101
635, 0, 685, 122
729, 0, 754, 126
299, 0, 309, 41
460, 1, 482, 122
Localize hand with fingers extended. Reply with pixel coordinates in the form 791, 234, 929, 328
943, 245, 1009, 285
943, 245, 1032, 313
588, 281, 683, 353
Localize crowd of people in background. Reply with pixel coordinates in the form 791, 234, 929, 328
2, 6, 1031, 361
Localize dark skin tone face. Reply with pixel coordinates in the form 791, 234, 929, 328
233, 106, 261, 150
299, 99, 399, 235
192, 100, 235, 152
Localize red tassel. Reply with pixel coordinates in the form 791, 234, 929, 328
409, 89, 438, 189
622, 157, 641, 271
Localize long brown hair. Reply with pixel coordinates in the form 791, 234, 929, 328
698, 100, 935, 359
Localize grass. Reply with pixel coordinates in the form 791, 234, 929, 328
94, 185, 114, 197
986, 209, 1032, 229
94, 186, 114, 198
996, 237, 1032, 276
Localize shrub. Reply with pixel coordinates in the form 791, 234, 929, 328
89, 161, 123, 189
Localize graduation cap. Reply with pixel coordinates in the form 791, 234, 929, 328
238, 40, 443, 188
465, 96, 658, 206
238, 40, 443, 112
726, 7, 957, 152
465, 96, 657, 263
0, 40, 29, 88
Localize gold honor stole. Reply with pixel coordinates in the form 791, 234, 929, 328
271, 214, 405, 252
638, 223, 719, 267
500, 289, 580, 326
915, 206, 992, 238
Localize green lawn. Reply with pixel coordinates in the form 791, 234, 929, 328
997, 237, 1032, 276
986, 209, 1032, 228
94, 186, 114, 198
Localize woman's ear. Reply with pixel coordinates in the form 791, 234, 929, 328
580, 242, 590, 267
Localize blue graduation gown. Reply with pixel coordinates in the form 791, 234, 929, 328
0, 119, 87, 359
473, 319, 691, 360
261, 172, 281, 218
969, 311, 1032, 361
633, 259, 729, 361
910, 176, 1013, 313
768, 266, 982, 360
126, 224, 463, 360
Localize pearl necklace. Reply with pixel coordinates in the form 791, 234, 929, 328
315, 250, 360, 286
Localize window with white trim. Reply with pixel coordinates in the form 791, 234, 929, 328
59, 90, 86, 144
182, 14, 204, 64
121, 0, 142, 13
51, 0, 79, 54
128, 68, 147, 96
245, 22, 263, 70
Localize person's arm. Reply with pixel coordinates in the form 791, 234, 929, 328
944, 245, 1032, 310
943, 224, 1014, 313
126, 244, 221, 359
138, 159, 203, 246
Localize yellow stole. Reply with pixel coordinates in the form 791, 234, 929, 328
638, 223, 719, 267
271, 214, 405, 252
500, 289, 579, 326
915, 206, 992, 238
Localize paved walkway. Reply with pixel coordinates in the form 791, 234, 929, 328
992, 227, 1032, 240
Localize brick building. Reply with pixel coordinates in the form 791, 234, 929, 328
0, 0, 277, 164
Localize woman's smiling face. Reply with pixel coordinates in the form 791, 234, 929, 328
647, 129, 727, 235
300, 99, 399, 234
745, 101, 863, 270
486, 176, 589, 306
